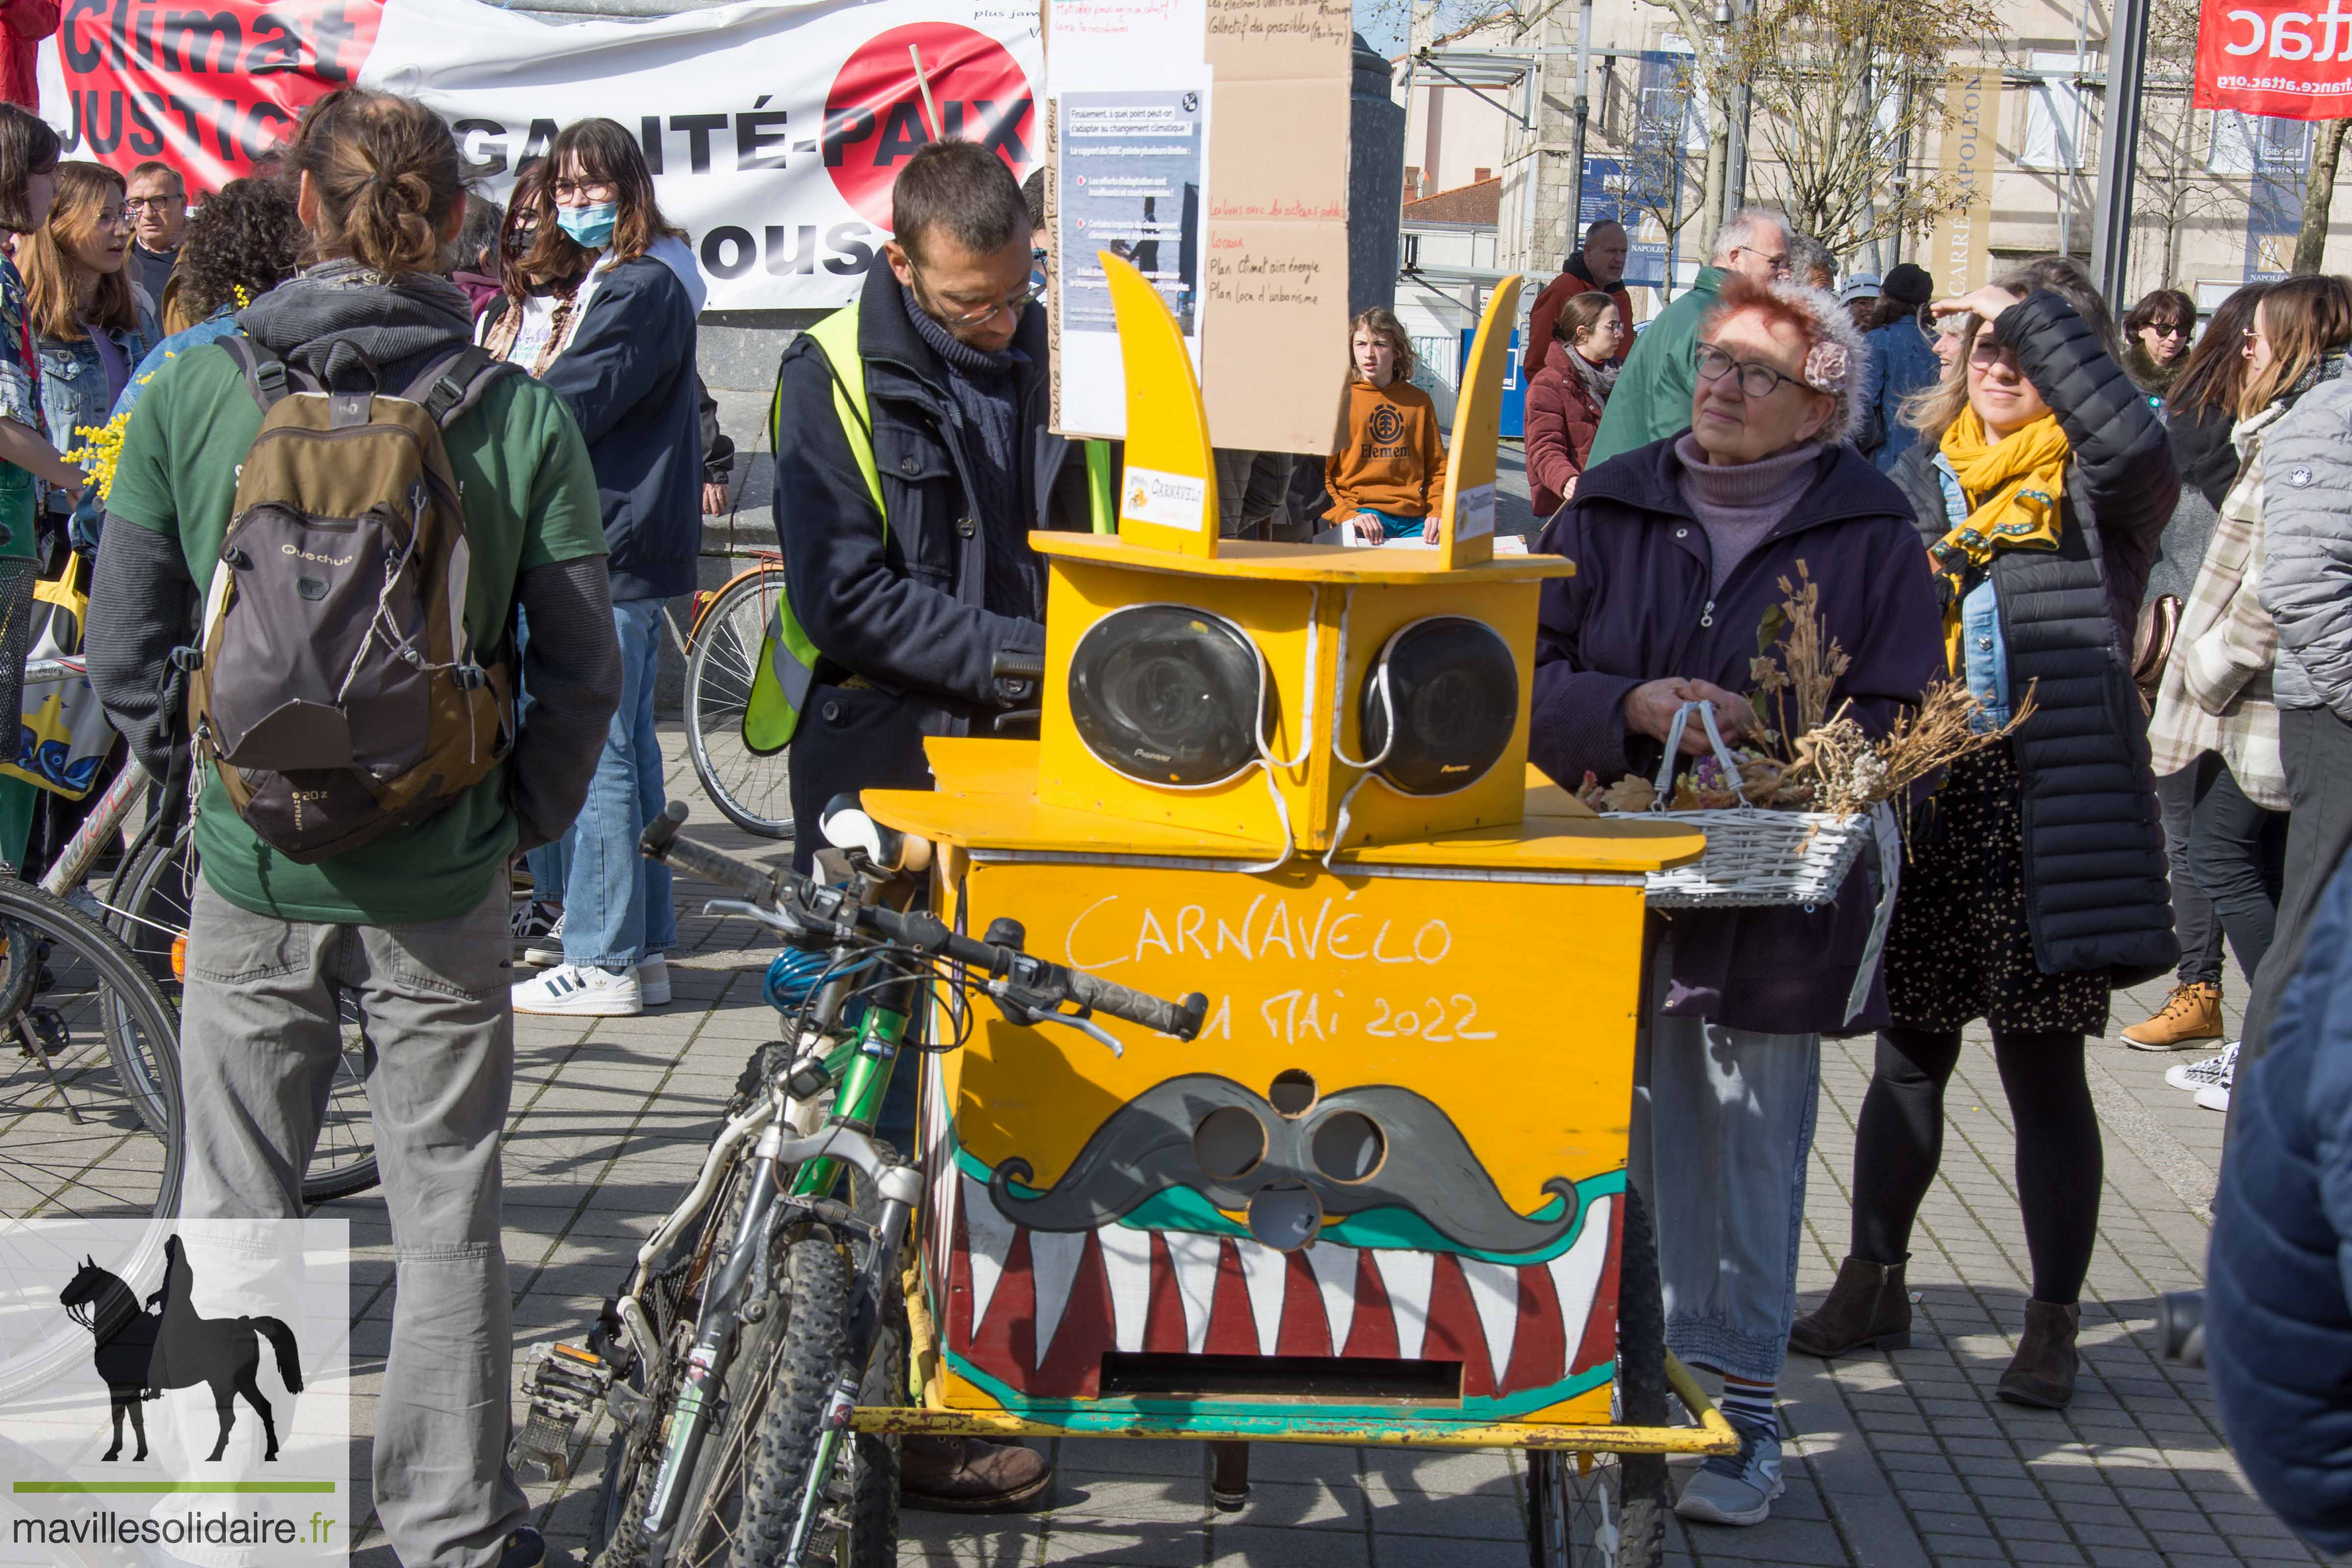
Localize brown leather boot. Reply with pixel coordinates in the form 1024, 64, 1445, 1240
1788, 1256, 1911, 1357
900, 1436, 1053, 1513
1997, 1299, 2081, 1409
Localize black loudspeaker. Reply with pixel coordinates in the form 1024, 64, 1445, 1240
1067, 604, 1266, 787
1359, 616, 1519, 796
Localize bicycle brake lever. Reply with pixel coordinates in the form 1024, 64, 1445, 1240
1025, 1005, 1124, 1058
698, 898, 813, 939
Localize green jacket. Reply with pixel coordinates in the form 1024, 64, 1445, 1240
1584, 266, 1725, 469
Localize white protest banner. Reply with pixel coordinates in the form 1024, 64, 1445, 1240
38, 0, 1043, 311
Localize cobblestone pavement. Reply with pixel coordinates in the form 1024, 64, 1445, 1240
332, 750, 2284, 1568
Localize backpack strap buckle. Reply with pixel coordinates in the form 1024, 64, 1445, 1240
405, 345, 511, 429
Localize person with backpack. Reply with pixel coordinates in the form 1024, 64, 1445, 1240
82, 87, 619, 1568
492, 118, 703, 1020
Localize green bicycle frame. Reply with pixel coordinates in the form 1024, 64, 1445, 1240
788, 1001, 910, 1199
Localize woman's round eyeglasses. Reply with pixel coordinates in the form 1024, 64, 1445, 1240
1694, 342, 1806, 398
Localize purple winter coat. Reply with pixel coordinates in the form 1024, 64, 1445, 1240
1529, 438, 1947, 1035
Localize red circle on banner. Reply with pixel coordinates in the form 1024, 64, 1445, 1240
824, 22, 1035, 232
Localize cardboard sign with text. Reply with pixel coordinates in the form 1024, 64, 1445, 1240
1046, 0, 1353, 455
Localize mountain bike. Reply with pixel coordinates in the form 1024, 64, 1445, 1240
551, 801, 1204, 1568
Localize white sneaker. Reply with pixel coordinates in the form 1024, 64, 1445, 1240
512, 963, 641, 1017
637, 956, 671, 1007
522, 910, 566, 968
2196, 1081, 2231, 1112
2168, 1041, 2237, 1094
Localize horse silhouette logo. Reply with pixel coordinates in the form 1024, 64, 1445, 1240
57, 1236, 304, 1463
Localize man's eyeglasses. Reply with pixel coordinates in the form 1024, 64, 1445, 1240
124, 196, 183, 214
924, 272, 1046, 327
552, 178, 617, 203
1694, 342, 1805, 398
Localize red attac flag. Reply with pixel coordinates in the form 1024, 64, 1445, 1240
2196, 0, 2352, 118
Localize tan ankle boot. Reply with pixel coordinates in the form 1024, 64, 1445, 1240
1997, 1300, 2081, 1408
1788, 1256, 1911, 1357
2121, 982, 2223, 1050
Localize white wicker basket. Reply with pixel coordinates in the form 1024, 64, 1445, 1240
1605, 700, 1873, 909
1610, 805, 1873, 908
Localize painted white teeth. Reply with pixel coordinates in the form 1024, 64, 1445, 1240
1162, 1231, 1223, 1353
1027, 1228, 1088, 1369
1303, 1242, 1359, 1352
1097, 1224, 1154, 1353
1545, 1194, 1612, 1358
1458, 1257, 1521, 1381
966, 1205, 1614, 1391
1234, 1238, 1289, 1355
1372, 1250, 1436, 1362
961, 1173, 1014, 1332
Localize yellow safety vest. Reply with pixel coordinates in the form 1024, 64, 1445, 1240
741, 298, 1114, 755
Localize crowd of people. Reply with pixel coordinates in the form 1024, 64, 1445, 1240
1512, 199, 2352, 1541
1, 57, 2347, 1558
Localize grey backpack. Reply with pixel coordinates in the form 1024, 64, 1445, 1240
183, 339, 517, 863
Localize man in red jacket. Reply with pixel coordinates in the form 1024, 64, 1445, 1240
1528, 219, 1637, 366
0, 0, 55, 112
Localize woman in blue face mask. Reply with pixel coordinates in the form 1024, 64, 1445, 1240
483, 118, 711, 1021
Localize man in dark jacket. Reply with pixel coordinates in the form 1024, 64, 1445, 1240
772, 141, 1093, 873
1527, 219, 1636, 369
769, 137, 1082, 1515
2208, 847, 2352, 1552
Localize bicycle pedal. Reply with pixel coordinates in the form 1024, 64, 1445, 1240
508, 1342, 612, 1483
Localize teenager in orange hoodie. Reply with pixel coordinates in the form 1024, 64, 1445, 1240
1327, 307, 1447, 542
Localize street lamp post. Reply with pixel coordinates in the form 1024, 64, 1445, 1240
2091, 0, 2151, 303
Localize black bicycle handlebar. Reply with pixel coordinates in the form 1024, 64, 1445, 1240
638, 802, 1208, 1042
992, 650, 1046, 683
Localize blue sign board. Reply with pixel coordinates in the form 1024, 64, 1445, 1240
1465, 328, 1527, 439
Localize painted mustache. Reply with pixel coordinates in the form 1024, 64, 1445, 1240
988, 1073, 1577, 1254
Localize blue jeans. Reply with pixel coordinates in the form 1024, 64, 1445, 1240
560, 598, 676, 972
1632, 998, 1821, 1384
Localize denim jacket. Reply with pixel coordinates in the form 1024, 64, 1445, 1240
37, 318, 149, 547
1934, 453, 2015, 729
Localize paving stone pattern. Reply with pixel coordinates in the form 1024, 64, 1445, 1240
333, 744, 2289, 1567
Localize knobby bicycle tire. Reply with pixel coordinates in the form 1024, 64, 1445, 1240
684, 568, 795, 841
0, 878, 183, 1229
731, 1230, 899, 1568
113, 827, 380, 1204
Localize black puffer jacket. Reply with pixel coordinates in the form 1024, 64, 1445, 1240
1889, 289, 2179, 983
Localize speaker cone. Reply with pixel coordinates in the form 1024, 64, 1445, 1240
1359, 616, 1518, 796
1068, 604, 1266, 787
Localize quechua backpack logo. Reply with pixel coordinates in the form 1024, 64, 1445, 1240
183, 340, 517, 863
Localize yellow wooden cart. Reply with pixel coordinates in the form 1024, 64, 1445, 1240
850, 260, 1739, 1566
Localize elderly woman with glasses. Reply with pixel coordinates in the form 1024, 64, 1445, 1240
1529, 272, 1945, 1528
1791, 258, 2178, 1410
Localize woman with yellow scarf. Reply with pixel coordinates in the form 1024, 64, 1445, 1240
1788, 259, 2178, 1410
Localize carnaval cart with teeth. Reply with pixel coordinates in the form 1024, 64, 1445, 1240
849, 262, 1740, 1567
